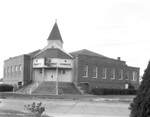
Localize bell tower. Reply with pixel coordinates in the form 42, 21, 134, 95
47, 22, 63, 48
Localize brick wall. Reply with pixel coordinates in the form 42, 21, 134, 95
3, 55, 32, 86
76, 54, 139, 90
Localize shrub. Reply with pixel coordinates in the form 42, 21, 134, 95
92, 88, 137, 95
0, 84, 13, 92
24, 102, 51, 117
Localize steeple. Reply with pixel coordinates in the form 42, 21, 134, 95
47, 22, 63, 43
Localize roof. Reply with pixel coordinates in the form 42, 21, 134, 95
34, 48, 72, 59
47, 22, 63, 43
70, 49, 107, 58
27, 49, 41, 57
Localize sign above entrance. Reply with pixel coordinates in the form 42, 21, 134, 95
33, 58, 73, 68
44, 58, 51, 66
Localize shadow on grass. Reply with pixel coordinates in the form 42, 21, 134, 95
0, 109, 25, 117
0, 109, 53, 117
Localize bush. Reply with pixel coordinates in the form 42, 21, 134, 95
0, 84, 14, 92
92, 88, 137, 95
24, 102, 52, 117
129, 61, 150, 117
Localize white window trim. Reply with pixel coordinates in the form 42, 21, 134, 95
125, 72, 129, 80
132, 71, 137, 81
83, 65, 88, 78
93, 66, 98, 78
119, 69, 123, 80
111, 69, 115, 79
4, 68, 6, 78
102, 68, 107, 79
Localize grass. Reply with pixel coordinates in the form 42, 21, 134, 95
0, 109, 25, 117
0, 92, 135, 102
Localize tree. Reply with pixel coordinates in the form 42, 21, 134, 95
130, 61, 150, 117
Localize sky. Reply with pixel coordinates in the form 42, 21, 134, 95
0, 0, 150, 78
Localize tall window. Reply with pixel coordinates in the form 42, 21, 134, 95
110, 69, 115, 79
125, 71, 129, 80
83, 65, 88, 77
7, 67, 10, 77
4, 68, 6, 78
18, 65, 22, 76
14, 65, 17, 76
10, 66, 13, 77
119, 69, 123, 80
93, 66, 98, 78
132, 71, 137, 81
102, 67, 107, 79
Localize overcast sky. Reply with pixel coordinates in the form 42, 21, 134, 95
0, 0, 150, 78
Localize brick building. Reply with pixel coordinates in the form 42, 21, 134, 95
3, 22, 140, 92
71, 50, 139, 92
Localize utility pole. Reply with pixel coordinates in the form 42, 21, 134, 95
42, 68, 44, 82
56, 68, 58, 95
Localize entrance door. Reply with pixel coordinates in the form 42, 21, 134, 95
45, 69, 56, 81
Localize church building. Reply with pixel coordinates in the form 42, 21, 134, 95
3, 22, 140, 93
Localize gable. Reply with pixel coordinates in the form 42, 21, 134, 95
34, 48, 72, 59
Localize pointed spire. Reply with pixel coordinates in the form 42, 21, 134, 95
47, 22, 63, 43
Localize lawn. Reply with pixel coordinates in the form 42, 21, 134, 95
0, 92, 135, 102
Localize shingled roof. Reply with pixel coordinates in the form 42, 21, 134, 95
34, 48, 72, 59
70, 49, 107, 58
47, 22, 63, 43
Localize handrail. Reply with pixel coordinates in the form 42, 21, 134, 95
29, 82, 39, 94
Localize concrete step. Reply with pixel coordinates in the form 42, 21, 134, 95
32, 81, 81, 95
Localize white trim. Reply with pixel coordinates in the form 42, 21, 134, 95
83, 65, 88, 78
93, 66, 98, 78
132, 71, 137, 81
33, 42, 73, 58
110, 69, 115, 79
102, 67, 107, 79
125, 71, 129, 80
119, 69, 123, 80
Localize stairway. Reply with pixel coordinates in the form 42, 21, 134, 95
76, 86, 85, 95
58, 82, 81, 95
17, 82, 37, 94
32, 82, 56, 95
32, 81, 81, 95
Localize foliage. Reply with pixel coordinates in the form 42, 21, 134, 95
129, 61, 150, 117
24, 102, 51, 117
0, 84, 13, 92
92, 88, 137, 95
128, 83, 136, 90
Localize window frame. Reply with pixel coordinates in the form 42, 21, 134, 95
4, 68, 6, 78
102, 67, 107, 79
93, 66, 98, 78
125, 71, 129, 80
119, 69, 123, 80
132, 71, 137, 81
83, 65, 88, 78
10, 66, 13, 77
7, 67, 10, 78
110, 69, 115, 79
14, 65, 17, 76
18, 64, 22, 76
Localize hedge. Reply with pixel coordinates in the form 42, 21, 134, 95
92, 88, 137, 95
0, 84, 14, 92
